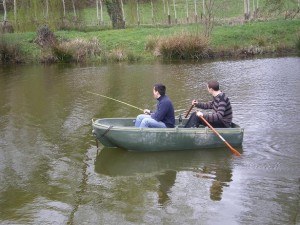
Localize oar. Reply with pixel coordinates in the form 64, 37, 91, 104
185, 105, 194, 118
87, 91, 143, 112
197, 114, 241, 156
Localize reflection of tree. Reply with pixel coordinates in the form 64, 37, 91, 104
156, 170, 177, 206
197, 165, 232, 201
0, 65, 93, 221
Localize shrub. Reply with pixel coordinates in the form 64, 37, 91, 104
0, 38, 23, 63
35, 25, 57, 48
52, 38, 101, 63
0, 21, 14, 34
155, 33, 211, 60
145, 36, 160, 51
108, 48, 127, 62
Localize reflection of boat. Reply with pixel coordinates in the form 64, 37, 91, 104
94, 147, 237, 177
92, 118, 244, 151
95, 147, 236, 201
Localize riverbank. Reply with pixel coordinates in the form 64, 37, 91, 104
1, 19, 299, 64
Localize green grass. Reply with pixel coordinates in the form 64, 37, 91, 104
1, 19, 299, 63
212, 19, 300, 48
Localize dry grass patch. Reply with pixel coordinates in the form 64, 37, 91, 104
52, 38, 101, 62
0, 38, 23, 63
147, 33, 211, 60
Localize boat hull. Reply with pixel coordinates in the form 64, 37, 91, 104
92, 118, 244, 151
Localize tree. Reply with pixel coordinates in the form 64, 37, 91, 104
62, 0, 66, 17
45, 0, 49, 19
202, 0, 205, 18
194, 0, 198, 22
186, 0, 189, 23
3, 0, 7, 21
203, 0, 214, 37
105, 0, 125, 29
173, 0, 177, 24
150, 0, 154, 24
167, 0, 171, 25
14, 0, 16, 22
136, 0, 140, 26
120, 0, 125, 22
96, 0, 104, 24
71, 0, 77, 19
244, 0, 250, 20
253, 0, 259, 18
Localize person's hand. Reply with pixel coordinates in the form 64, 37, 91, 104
192, 99, 198, 106
196, 111, 203, 117
144, 109, 151, 114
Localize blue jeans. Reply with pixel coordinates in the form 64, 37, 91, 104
135, 114, 167, 128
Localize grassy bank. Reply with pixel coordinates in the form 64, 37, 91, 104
1, 19, 300, 64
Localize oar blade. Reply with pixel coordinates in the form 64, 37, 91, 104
198, 114, 241, 157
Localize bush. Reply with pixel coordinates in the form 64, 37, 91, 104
35, 25, 57, 48
145, 36, 160, 51
0, 21, 14, 34
108, 48, 127, 62
0, 38, 23, 63
52, 38, 102, 63
154, 33, 211, 60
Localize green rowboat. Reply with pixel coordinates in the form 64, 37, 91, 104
92, 118, 244, 151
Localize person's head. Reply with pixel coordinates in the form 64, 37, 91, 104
153, 83, 166, 98
207, 80, 220, 92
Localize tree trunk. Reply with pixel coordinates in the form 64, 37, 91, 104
173, 0, 177, 24
14, 0, 17, 22
100, 0, 104, 23
204, 0, 214, 37
1, 0, 14, 34
136, 0, 140, 26
45, 0, 49, 19
96, 0, 100, 22
194, 0, 198, 23
96, 0, 104, 24
105, 0, 125, 29
71, 0, 77, 19
121, 0, 125, 22
244, 0, 250, 20
62, 0, 66, 17
253, 0, 259, 18
186, 0, 189, 23
167, 0, 171, 25
3, 0, 7, 21
151, 0, 154, 24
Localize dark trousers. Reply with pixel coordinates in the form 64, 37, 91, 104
184, 112, 227, 128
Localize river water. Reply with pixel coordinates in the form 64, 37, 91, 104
0, 57, 299, 225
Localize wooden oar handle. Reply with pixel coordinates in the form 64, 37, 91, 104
185, 105, 194, 118
198, 115, 241, 157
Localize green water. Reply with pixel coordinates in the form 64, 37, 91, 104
0, 58, 299, 225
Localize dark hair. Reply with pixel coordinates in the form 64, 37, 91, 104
207, 80, 219, 91
154, 83, 166, 96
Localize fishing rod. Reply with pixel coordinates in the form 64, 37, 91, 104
87, 91, 188, 116
87, 91, 144, 112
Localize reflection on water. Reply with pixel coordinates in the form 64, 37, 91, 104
156, 170, 177, 206
195, 165, 232, 201
95, 147, 236, 203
